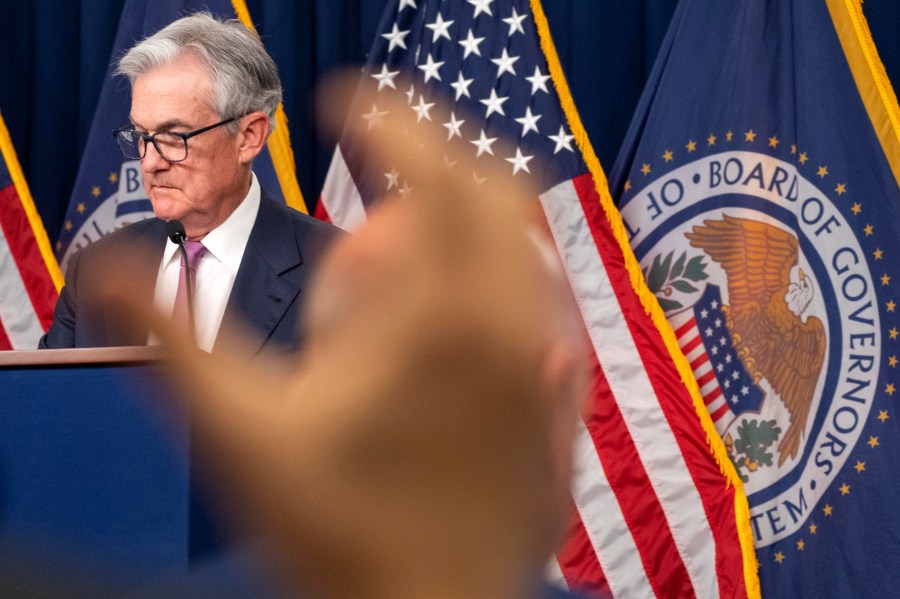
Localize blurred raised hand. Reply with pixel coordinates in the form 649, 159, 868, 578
102, 74, 589, 599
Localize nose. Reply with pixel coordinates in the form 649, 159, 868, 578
141, 140, 172, 171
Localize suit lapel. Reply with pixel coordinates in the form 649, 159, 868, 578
217, 193, 303, 363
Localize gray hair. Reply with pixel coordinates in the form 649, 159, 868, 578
116, 12, 281, 133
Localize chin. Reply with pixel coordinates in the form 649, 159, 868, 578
151, 207, 181, 223
149, 196, 187, 223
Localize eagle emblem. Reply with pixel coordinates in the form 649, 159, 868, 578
686, 215, 827, 465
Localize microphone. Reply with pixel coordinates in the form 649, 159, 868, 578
166, 218, 186, 245
166, 219, 196, 340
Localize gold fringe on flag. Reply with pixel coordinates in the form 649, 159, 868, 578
826, 0, 900, 190
0, 112, 63, 290
231, 0, 308, 213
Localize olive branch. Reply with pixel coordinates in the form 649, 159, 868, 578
641, 250, 709, 311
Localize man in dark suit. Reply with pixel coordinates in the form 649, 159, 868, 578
39, 12, 340, 359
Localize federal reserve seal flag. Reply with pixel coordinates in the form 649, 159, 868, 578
612, 0, 900, 595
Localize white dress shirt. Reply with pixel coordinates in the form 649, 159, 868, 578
152, 174, 261, 352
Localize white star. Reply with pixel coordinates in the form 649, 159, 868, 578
711, 300, 719, 309
443, 112, 465, 140
711, 346, 719, 356
725, 354, 733, 364
720, 337, 727, 346
398, 0, 417, 10
385, 168, 400, 190
360, 103, 389, 130
480, 88, 509, 118
418, 53, 445, 82
450, 72, 474, 100
526, 66, 551, 95
382, 23, 410, 52
506, 148, 533, 175
714, 318, 722, 328
470, 129, 497, 157
411, 94, 435, 122
731, 395, 739, 404
502, 7, 527, 36
491, 48, 519, 77
406, 83, 416, 105
514, 107, 542, 137
398, 179, 414, 199
704, 327, 713, 337
716, 363, 724, 372
741, 386, 749, 396
458, 29, 485, 58
371, 64, 399, 91
700, 309, 709, 318
426, 13, 454, 42
723, 379, 730, 389
468, 0, 494, 18
732, 370, 740, 380
549, 125, 575, 153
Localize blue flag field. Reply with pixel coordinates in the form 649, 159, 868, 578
612, 0, 900, 595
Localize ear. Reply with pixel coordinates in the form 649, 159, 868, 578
237, 111, 271, 163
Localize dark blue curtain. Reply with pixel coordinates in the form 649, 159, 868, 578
0, 0, 897, 247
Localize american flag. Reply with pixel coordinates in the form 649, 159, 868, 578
0, 111, 61, 349
317, 1, 758, 597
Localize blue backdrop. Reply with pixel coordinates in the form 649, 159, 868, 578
0, 0, 897, 246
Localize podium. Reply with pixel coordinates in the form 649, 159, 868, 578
0, 348, 190, 574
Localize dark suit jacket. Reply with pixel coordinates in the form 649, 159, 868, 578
39, 190, 342, 363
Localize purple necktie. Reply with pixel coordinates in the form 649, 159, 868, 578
173, 239, 207, 335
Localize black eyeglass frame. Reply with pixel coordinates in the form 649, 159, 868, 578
112, 116, 239, 162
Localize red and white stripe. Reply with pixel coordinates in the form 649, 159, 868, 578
0, 182, 58, 350
315, 146, 366, 228
669, 312, 733, 434
542, 174, 728, 598
319, 160, 748, 597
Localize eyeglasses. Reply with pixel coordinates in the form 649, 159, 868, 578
112, 116, 238, 162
